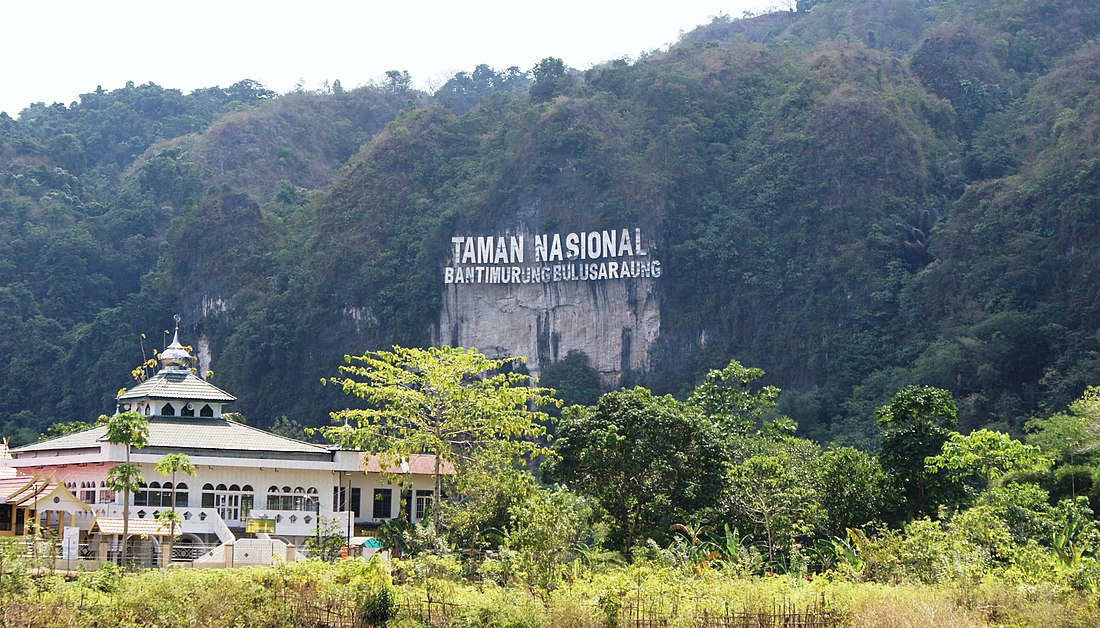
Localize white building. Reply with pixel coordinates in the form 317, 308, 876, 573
4, 326, 445, 566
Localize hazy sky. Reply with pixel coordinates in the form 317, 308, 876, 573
0, 0, 783, 118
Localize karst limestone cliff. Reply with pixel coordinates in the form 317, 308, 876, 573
435, 228, 661, 383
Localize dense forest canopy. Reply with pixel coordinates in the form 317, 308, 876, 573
2, 0, 1099, 448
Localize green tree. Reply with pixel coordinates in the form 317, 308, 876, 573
530, 57, 573, 102
537, 349, 602, 408
544, 387, 727, 551
322, 346, 555, 530
688, 359, 784, 436
1026, 386, 1100, 466
154, 453, 196, 563
725, 452, 823, 563
102, 410, 149, 567
927, 429, 1051, 489
443, 455, 537, 551
503, 486, 592, 594
814, 446, 894, 537
876, 386, 958, 519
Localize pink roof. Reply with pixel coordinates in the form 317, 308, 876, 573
93, 517, 179, 537
0, 473, 88, 510
361, 453, 455, 475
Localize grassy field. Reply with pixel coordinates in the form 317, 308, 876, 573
1, 556, 1098, 627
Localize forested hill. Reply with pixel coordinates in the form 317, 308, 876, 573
2, 0, 1099, 447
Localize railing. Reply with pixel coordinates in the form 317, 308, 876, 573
171, 542, 204, 561
91, 505, 236, 544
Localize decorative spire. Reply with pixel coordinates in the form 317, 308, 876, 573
159, 314, 192, 373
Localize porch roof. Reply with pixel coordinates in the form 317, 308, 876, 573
92, 517, 179, 536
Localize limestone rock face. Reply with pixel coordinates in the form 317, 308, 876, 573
436, 276, 660, 383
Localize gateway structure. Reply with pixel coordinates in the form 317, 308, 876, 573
3, 327, 442, 566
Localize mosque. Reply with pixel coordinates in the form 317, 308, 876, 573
0, 325, 442, 566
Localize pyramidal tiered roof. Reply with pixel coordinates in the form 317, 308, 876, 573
117, 372, 235, 402
118, 321, 235, 403
16, 320, 327, 457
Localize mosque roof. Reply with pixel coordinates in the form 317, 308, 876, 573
117, 371, 236, 402
14, 417, 329, 456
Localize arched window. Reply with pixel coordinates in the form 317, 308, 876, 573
99, 480, 115, 504
134, 482, 149, 506
200, 404, 214, 417
264, 486, 317, 511
202, 483, 215, 508
175, 483, 189, 507
162, 402, 176, 416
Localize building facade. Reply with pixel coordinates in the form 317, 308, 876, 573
3, 327, 444, 565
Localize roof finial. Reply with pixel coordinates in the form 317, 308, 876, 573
159, 315, 192, 373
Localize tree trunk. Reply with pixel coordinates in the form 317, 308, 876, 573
433, 455, 441, 531
168, 469, 177, 565
121, 446, 130, 567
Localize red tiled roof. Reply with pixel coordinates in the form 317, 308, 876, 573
361, 453, 455, 475
93, 517, 179, 536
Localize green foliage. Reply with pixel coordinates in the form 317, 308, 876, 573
725, 447, 824, 562
443, 457, 538, 551
1026, 385, 1100, 466
304, 516, 347, 563
503, 486, 592, 594
688, 359, 784, 436
815, 446, 894, 537
530, 57, 575, 102
876, 387, 960, 519
927, 429, 1050, 489
103, 410, 150, 449
39, 420, 92, 441
545, 387, 727, 551
537, 349, 602, 409
321, 345, 556, 530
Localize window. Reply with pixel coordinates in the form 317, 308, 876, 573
210, 484, 253, 523
135, 482, 188, 508
200, 404, 214, 417
81, 481, 96, 504
333, 486, 346, 512
351, 487, 361, 518
266, 486, 316, 511
0, 504, 12, 531
202, 483, 215, 508
373, 488, 393, 519
162, 402, 176, 416
99, 481, 115, 504
175, 483, 189, 507
181, 403, 195, 417
415, 490, 433, 521
134, 482, 149, 506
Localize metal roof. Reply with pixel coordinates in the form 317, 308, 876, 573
117, 371, 236, 402
15, 417, 331, 456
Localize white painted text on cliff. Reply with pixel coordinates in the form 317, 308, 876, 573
444, 228, 661, 285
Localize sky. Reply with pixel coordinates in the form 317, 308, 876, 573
0, 0, 784, 118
